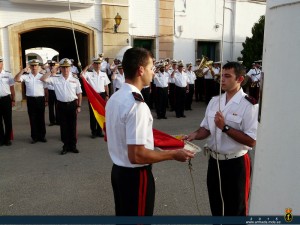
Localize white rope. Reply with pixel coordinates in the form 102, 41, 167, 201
68, 0, 82, 70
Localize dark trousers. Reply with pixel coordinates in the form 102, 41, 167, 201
168, 83, 175, 111
89, 92, 105, 136
48, 89, 59, 124
175, 86, 186, 117
57, 100, 77, 150
155, 87, 168, 118
141, 87, 151, 109
0, 95, 12, 144
27, 96, 46, 141
204, 79, 214, 104
207, 154, 251, 216
185, 84, 194, 110
249, 85, 260, 102
195, 77, 204, 101
111, 164, 155, 216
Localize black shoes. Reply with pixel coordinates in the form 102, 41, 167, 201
61, 149, 68, 155
91, 133, 104, 138
31, 139, 38, 144
5, 141, 12, 146
71, 148, 79, 153
61, 146, 79, 155
49, 123, 55, 126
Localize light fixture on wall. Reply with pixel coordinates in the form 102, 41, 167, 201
114, 13, 122, 33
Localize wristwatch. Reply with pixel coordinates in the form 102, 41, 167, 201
222, 125, 231, 133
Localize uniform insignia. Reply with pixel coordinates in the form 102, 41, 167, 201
245, 95, 257, 105
132, 92, 144, 102
5, 70, 11, 73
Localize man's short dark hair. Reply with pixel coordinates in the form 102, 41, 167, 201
122, 47, 153, 80
223, 61, 246, 79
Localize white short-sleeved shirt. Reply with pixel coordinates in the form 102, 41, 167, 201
114, 72, 125, 90
71, 66, 79, 74
20, 73, 45, 97
247, 68, 261, 82
174, 71, 188, 87
186, 70, 196, 84
203, 67, 213, 79
213, 67, 220, 75
45, 73, 82, 102
83, 70, 110, 93
0, 70, 15, 97
106, 83, 154, 168
154, 71, 169, 88
167, 68, 176, 83
200, 88, 258, 155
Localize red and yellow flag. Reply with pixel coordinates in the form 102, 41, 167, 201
82, 77, 184, 149
81, 76, 106, 131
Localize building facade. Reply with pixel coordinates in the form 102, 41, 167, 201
0, 0, 265, 102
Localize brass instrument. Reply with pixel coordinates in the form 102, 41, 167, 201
194, 56, 213, 78
251, 81, 260, 88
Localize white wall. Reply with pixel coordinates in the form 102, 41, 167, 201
249, 0, 300, 215
128, 0, 157, 36
174, 0, 265, 64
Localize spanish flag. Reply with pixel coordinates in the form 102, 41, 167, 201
81, 76, 106, 135
82, 78, 184, 149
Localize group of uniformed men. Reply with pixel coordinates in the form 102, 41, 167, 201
0, 54, 261, 152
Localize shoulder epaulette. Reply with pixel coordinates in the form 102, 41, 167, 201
245, 95, 257, 105
132, 92, 144, 102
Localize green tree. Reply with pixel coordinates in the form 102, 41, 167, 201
240, 15, 265, 70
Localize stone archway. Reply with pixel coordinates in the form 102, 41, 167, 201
8, 18, 96, 102
8, 18, 96, 75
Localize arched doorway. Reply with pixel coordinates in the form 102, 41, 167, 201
21, 28, 88, 68
8, 18, 96, 100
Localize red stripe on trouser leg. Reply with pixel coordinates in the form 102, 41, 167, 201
244, 154, 251, 215
142, 170, 148, 216
138, 170, 144, 216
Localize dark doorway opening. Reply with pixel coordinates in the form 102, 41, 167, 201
133, 39, 154, 54
21, 28, 88, 68
197, 41, 219, 61
20, 28, 89, 98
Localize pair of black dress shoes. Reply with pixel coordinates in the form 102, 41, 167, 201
31, 138, 47, 144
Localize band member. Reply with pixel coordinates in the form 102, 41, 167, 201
41, 58, 82, 154
15, 59, 47, 144
172, 62, 189, 118
106, 47, 195, 216
247, 62, 261, 101
81, 57, 110, 138
185, 63, 196, 110
153, 63, 169, 119
0, 56, 15, 146
203, 61, 215, 104
194, 59, 204, 102
111, 63, 125, 92
185, 62, 258, 216
167, 60, 178, 111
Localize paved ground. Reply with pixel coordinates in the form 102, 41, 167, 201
0, 98, 215, 216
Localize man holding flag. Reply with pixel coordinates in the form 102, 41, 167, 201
105, 47, 195, 216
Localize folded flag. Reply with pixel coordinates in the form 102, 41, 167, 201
153, 128, 184, 150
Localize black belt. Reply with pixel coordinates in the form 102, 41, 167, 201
113, 163, 152, 170
57, 100, 77, 104
27, 96, 44, 99
0, 95, 10, 99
